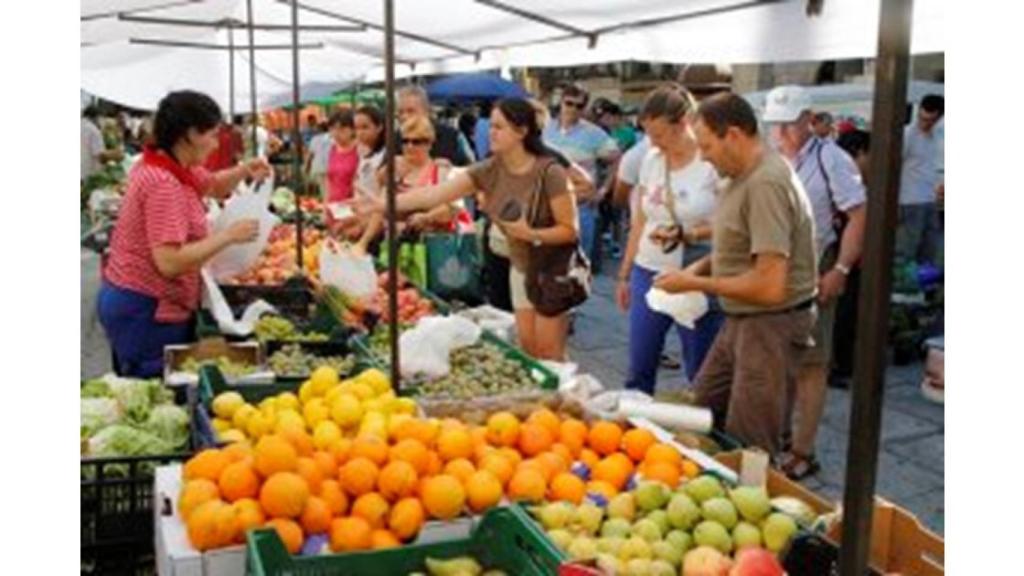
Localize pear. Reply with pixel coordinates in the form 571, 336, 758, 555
761, 512, 798, 553
634, 481, 671, 513
683, 475, 724, 504
546, 528, 573, 551
650, 540, 683, 567
729, 486, 772, 523
693, 520, 733, 555
602, 518, 634, 539
732, 521, 762, 550
649, 559, 677, 576
536, 502, 575, 531
567, 535, 599, 561
632, 518, 663, 543
574, 502, 605, 536
597, 536, 627, 556
701, 497, 738, 530
607, 492, 637, 521
646, 510, 671, 535
619, 536, 653, 562
666, 493, 701, 531
624, 558, 652, 576
665, 530, 693, 556
425, 557, 483, 576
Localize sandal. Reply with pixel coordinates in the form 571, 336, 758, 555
780, 452, 821, 481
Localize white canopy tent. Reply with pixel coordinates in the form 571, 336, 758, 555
743, 80, 946, 122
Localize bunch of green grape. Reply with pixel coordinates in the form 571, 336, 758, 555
415, 343, 537, 400
179, 355, 256, 378
268, 344, 355, 377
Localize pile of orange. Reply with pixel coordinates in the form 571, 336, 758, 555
180, 407, 701, 555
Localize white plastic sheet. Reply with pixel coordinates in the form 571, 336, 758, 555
646, 289, 708, 329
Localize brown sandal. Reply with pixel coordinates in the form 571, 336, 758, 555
780, 452, 821, 480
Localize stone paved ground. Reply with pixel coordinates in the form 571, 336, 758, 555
80, 246, 944, 534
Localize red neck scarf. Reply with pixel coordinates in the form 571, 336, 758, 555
142, 146, 201, 193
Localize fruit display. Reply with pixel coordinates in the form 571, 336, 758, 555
223, 224, 324, 286
268, 344, 357, 379
408, 556, 508, 576
179, 356, 258, 379
255, 315, 330, 343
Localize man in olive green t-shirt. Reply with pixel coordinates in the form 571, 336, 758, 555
654, 93, 817, 456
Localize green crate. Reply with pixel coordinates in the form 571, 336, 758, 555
246, 505, 564, 576
197, 364, 301, 409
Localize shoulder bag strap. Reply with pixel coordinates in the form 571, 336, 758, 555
662, 154, 683, 230
527, 159, 555, 227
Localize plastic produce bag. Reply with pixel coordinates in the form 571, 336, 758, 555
645, 288, 708, 328
398, 315, 482, 379
455, 305, 516, 342
200, 269, 278, 337
319, 238, 378, 300
206, 176, 279, 281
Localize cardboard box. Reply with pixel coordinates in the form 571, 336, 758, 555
826, 498, 944, 576
163, 339, 265, 386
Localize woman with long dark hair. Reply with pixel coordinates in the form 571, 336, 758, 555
355, 98, 579, 360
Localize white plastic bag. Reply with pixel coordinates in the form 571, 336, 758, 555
398, 315, 482, 379
455, 305, 517, 342
646, 289, 708, 328
319, 238, 377, 300
200, 269, 278, 337
206, 176, 279, 281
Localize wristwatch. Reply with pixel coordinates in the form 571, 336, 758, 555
833, 263, 851, 276
531, 230, 542, 248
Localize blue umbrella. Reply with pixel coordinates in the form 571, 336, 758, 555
426, 73, 529, 103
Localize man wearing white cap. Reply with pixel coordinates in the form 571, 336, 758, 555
763, 85, 867, 480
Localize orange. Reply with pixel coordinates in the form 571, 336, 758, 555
223, 441, 254, 464
508, 468, 547, 503
518, 423, 554, 457
421, 475, 466, 520
329, 437, 353, 465
184, 449, 230, 483
319, 479, 350, 516
644, 443, 682, 469
371, 529, 402, 549
266, 518, 304, 554
312, 451, 339, 478
681, 459, 701, 479
465, 470, 503, 513
527, 408, 562, 439
296, 457, 325, 495
536, 451, 569, 478
350, 436, 389, 466
179, 479, 220, 522
579, 448, 600, 471
330, 516, 372, 552
474, 443, 497, 463
498, 447, 523, 469
439, 417, 467, 432
592, 455, 633, 491
254, 435, 299, 478
352, 492, 390, 529
436, 427, 474, 462
518, 458, 553, 484
218, 461, 260, 503
425, 451, 443, 476
587, 421, 624, 456
392, 418, 438, 448
443, 458, 477, 486
586, 479, 619, 500
388, 498, 425, 541
478, 453, 515, 488
187, 499, 229, 551
485, 412, 520, 447
232, 498, 265, 542
470, 426, 489, 448
640, 460, 681, 488
549, 472, 586, 504
550, 443, 574, 468
300, 496, 333, 535
559, 419, 589, 457
622, 428, 657, 462
259, 472, 310, 519
389, 438, 430, 475
339, 457, 379, 498
378, 460, 419, 501
279, 427, 314, 457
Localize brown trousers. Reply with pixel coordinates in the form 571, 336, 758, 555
694, 308, 815, 456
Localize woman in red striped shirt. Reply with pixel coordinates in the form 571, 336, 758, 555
98, 91, 271, 377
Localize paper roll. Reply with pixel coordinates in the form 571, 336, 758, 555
618, 398, 713, 433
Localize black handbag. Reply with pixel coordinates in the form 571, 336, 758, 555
524, 160, 592, 317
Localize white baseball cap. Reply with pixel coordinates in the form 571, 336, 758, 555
763, 85, 813, 123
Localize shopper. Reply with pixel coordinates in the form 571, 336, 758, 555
81, 106, 123, 182
204, 119, 244, 172
305, 121, 332, 196
654, 93, 817, 456
763, 85, 867, 479
98, 90, 271, 377
355, 98, 579, 360
616, 85, 723, 394
543, 84, 620, 266
323, 110, 359, 205
397, 85, 471, 166
897, 94, 944, 266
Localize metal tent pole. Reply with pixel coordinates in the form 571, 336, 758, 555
384, 0, 400, 390
246, 0, 258, 155
838, 0, 914, 574
228, 26, 235, 124
290, 0, 304, 277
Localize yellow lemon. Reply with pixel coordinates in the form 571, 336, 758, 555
349, 382, 375, 402
274, 410, 307, 435
324, 385, 345, 406
276, 392, 300, 412
376, 390, 397, 403
363, 398, 388, 416
330, 394, 363, 429
310, 366, 340, 397
390, 397, 418, 416
218, 429, 247, 444
245, 411, 273, 439
313, 421, 343, 450
232, 404, 258, 431
298, 380, 316, 405
212, 392, 246, 420
212, 418, 232, 434
303, 398, 330, 430
258, 396, 278, 412
356, 368, 391, 396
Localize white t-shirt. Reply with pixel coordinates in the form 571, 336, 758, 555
81, 118, 105, 181
617, 136, 650, 187
354, 146, 385, 199
308, 132, 333, 177
634, 148, 719, 272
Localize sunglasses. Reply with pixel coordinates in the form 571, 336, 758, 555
403, 137, 432, 146
562, 100, 585, 109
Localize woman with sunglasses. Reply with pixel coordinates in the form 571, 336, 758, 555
616, 85, 723, 394
356, 98, 578, 360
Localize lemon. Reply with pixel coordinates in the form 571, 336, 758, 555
363, 398, 388, 416
377, 390, 397, 403
303, 398, 330, 430
211, 418, 232, 434
387, 413, 413, 440
358, 419, 388, 442
276, 392, 300, 412
231, 404, 258, 431
212, 391, 245, 420
390, 397, 418, 416
310, 366, 340, 397
324, 385, 344, 406
218, 429, 247, 444
356, 368, 391, 396
313, 421, 343, 450
246, 411, 273, 439
274, 410, 306, 435
298, 380, 315, 405
258, 397, 278, 413
329, 394, 363, 429
349, 382, 375, 402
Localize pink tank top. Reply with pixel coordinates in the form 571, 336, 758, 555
325, 144, 359, 203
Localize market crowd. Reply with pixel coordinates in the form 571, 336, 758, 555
83, 79, 944, 477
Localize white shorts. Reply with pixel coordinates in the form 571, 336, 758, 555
509, 266, 533, 311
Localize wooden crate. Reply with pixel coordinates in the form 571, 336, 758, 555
826, 498, 944, 576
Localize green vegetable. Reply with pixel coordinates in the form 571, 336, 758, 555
81, 398, 121, 438
87, 425, 176, 458
145, 404, 190, 449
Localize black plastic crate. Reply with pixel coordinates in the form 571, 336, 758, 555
81, 385, 198, 574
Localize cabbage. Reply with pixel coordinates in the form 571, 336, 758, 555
81, 398, 122, 438
87, 425, 175, 458
81, 378, 112, 398
105, 375, 171, 423
145, 404, 190, 450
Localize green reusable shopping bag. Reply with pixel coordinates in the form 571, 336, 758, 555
425, 232, 482, 303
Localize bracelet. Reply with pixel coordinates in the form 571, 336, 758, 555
833, 263, 851, 276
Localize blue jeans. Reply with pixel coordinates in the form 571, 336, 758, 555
625, 265, 724, 395
97, 282, 194, 378
578, 203, 599, 265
